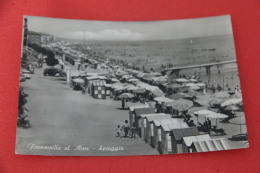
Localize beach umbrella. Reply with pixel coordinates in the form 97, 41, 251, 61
205, 113, 228, 127
235, 111, 245, 117
127, 86, 139, 91
212, 92, 230, 99
166, 83, 185, 89
167, 99, 193, 111
194, 109, 216, 115
167, 93, 188, 100
229, 116, 246, 134
186, 83, 197, 87
224, 105, 239, 111
149, 87, 165, 97
187, 90, 198, 97
118, 93, 135, 99
188, 107, 209, 114
193, 109, 216, 123
154, 97, 174, 103
209, 98, 226, 106
111, 78, 119, 82
195, 95, 211, 106
196, 83, 206, 87
189, 85, 201, 90
128, 78, 139, 82
175, 78, 189, 83
73, 78, 84, 83
221, 98, 243, 107
132, 88, 146, 94
231, 92, 242, 99
189, 79, 197, 82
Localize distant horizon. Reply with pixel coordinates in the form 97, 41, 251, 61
28, 29, 233, 44
25, 15, 233, 42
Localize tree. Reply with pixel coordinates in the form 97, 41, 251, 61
45, 50, 59, 67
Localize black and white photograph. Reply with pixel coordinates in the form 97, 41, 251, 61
16, 15, 249, 156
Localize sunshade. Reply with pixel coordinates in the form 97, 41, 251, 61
230, 116, 246, 125
231, 92, 242, 99
224, 105, 239, 111
132, 88, 146, 94
154, 97, 174, 103
189, 79, 197, 82
189, 85, 201, 90
186, 83, 197, 87
187, 90, 198, 97
73, 78, 84, 83
212, 92, 230, 99
229, 116, 246, 134
196, 95, 211, 106
175, 78, 189, 83
128, 78, 139, 82
205, 113, 228, 128
209, 98, 226, 106
188, 107, 209, 114
111, 78, 119, 82
118, 93, 135, 99
221, 98, 243, 107
194, 109, 216, 115
167, 93, 188, 100
205, 113, 228, 119
127, 86, 139, 91
166, 83, 185, 89
167, 99, 193, 111
196, 83, 206, 87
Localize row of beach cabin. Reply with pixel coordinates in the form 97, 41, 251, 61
129, 105, 231, 154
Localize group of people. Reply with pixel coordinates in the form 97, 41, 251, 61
116, 120, 137, 138
18, 87, 31, 128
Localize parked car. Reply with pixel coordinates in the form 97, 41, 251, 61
22, 70, 31, 79
43, 67, 65, 77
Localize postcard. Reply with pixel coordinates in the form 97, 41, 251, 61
16, 15, 248, 156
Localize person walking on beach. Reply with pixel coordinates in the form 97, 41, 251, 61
81, 86, 86, 95
122, 98, 125, 110
121, 120, 130, 138
130, 123, 137, 138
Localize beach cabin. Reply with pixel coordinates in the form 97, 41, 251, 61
104, 83, 112, 96
153, 119, 188, 153
182, 134, 211, 153
190, 138, 231, 153
140, 113, 171, 143
139, 113, 167, 141
145, 114, 172, 147
91, 80, 106, 99
159, 123, 189, 154
170, 127, 199, 154
133, 108, 155, 137
128, 105, 149, 128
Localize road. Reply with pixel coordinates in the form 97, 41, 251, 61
16, 65, 158, 156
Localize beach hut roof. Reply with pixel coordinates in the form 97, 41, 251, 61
134, 108, 155, 116
146, 114, 171, 122
182, 134, 211, 147
153, 118, 180, 127
161, 123, 189, 132
170, 127, 199, 141
192, 138, 231, 152
139, 113, 167, 118
129, 104, 149, 112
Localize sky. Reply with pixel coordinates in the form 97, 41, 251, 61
26, 15, 233, 41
